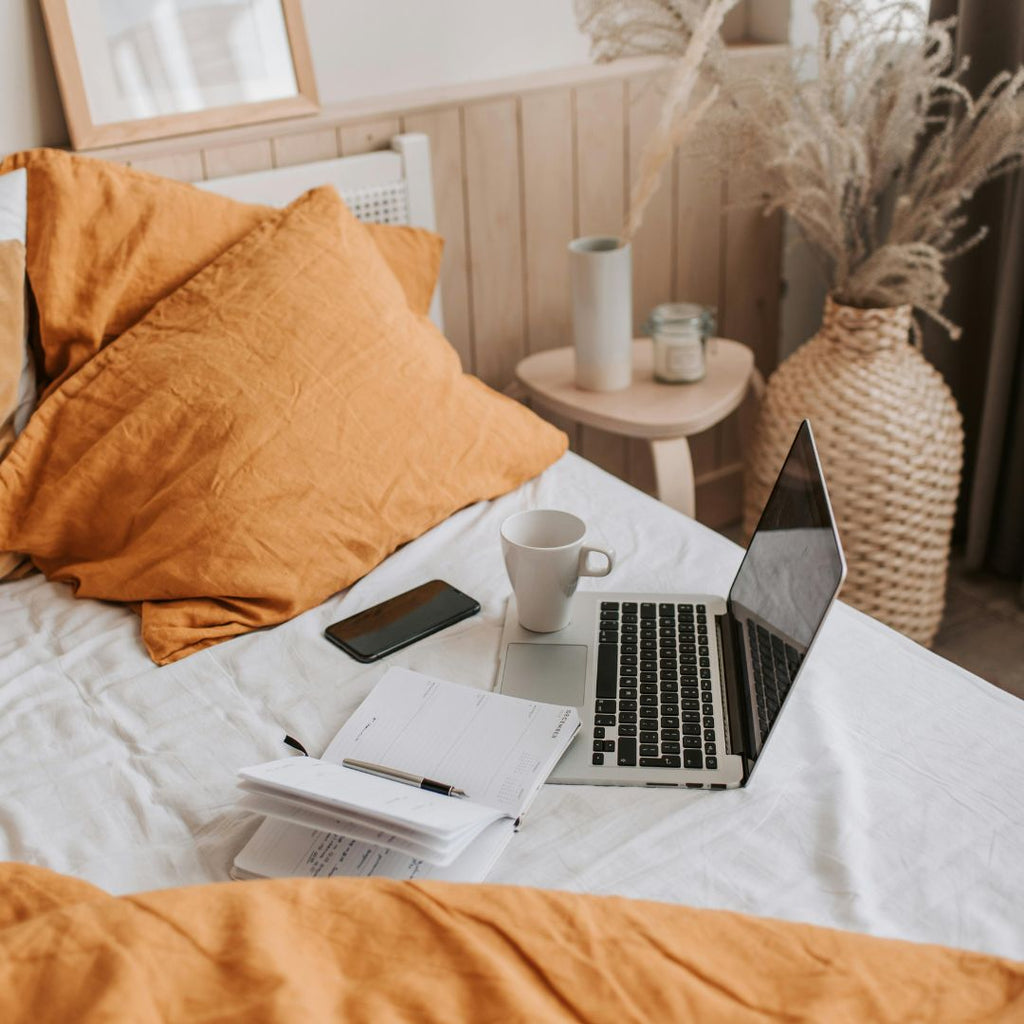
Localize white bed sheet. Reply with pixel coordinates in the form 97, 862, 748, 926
1, 452, 1022, 959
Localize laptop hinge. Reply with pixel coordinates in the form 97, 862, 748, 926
716, 613, 751, 771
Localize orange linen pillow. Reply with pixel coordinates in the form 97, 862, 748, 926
0, 187, 566, 664
0, 149, 443, 396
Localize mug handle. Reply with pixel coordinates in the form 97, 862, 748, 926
578, 546, 614, 578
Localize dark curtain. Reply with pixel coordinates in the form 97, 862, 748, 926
925, 0, 1024, 598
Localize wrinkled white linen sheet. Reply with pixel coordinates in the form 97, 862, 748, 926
1, 452, 1021, 959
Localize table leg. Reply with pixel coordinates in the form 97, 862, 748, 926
649, 436, 695, 518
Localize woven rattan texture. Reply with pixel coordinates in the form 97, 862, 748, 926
744, 298, 964, 647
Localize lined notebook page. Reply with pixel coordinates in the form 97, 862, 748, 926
323, 667, 578, 817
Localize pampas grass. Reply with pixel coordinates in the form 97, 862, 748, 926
575, 0, 740, 239
711, 0, 1024, 337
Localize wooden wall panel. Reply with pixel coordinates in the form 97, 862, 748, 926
520, 89, 574, 356
272, 128, 339, 167
202, 139, 273, 178
627, 74, 675, 336
128, 151, 204, 182
402, 107, 474, 372
574, 80, 626, 238
462, 99, 525, 388
338, 118, 402, 156
573, 79, 629, 479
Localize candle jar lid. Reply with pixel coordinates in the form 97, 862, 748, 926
644, 302, 716, 337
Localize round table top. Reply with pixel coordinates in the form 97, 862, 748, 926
515, 338, 755, 440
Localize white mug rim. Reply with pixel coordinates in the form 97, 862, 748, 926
501, 509, 586, 551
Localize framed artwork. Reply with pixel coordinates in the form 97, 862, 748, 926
40, 0, 319, 150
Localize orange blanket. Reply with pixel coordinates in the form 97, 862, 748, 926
1, 863, 1021, 1022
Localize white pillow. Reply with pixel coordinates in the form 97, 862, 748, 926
0, 167, 34, 436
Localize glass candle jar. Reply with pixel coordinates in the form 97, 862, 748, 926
645, 303, 715, 383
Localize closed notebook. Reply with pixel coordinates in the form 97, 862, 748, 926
233, 667, 580, 882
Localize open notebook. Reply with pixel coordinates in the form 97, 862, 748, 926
233, 667, 580, 882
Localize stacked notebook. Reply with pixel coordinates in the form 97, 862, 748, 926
233, 667, 580, 882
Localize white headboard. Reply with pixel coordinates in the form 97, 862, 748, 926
195, 133, 443, 332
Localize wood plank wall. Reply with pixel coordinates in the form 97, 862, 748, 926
89, 50, 783, 529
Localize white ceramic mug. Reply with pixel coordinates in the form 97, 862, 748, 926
501, 509, 614, 632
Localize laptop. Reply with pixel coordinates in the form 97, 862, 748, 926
497, 420, 846, 789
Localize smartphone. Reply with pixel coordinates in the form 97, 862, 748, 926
324, 580, 480, 662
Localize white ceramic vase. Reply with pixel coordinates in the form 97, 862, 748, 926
569, 236, 633, 391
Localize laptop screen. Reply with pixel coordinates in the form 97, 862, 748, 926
727, 421, 845, 760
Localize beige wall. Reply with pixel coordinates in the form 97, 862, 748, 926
0, 1, 68, 152
0, 1, 778, 155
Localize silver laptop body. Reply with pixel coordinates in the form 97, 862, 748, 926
497, 420, 847, 789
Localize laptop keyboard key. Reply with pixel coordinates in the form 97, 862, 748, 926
682, 711, 700, 723
619, 724, 637, 737
593, 726, 605, 739
706, 756, 718, 769
595, 699, 617, 715
592, 753, 604, 765
594, 714, 616, 727
640, 730, 658, 744
640, 744, 659, 756
682, 724, 700, 736
596, 645, 617, 698
683, 749, 703, 769
662, 742, 681, 755
618, 738, 637, 766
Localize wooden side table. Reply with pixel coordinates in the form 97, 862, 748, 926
515, 339, 757, 518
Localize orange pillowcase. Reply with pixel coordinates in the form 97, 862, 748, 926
0, 187, 566, 664
0, 149, 443, 396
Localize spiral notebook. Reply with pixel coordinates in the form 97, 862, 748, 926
232, 667, 580, 883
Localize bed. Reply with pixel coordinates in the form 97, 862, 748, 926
0, 135, 1022, 1019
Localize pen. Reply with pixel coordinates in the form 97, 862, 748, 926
342, 758, 467, 798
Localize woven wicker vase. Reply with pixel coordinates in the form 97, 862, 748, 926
744, 297, 964, 647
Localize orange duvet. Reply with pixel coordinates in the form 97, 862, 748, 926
1, 863, 1021, 1022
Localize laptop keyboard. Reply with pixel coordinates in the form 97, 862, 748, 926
748, 621, 802, 743
592, 601, 719, 772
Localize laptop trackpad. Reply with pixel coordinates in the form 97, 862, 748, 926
501, 643, 588, 708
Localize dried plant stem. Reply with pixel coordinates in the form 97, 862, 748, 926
623, 0, 737, 239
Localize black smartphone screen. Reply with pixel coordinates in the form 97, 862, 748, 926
323, 580, 480, 662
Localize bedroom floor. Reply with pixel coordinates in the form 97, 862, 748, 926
932, 554, 1024, 701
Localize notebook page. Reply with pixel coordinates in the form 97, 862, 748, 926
238, 757, 501, 837
236, 792, 468, 865
323, 667, 579, 817
232, 817, 515, 883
